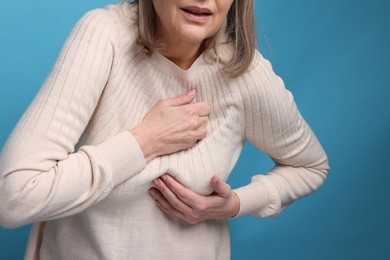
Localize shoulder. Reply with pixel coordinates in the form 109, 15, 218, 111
76, 1, 138, 38
241, 50, 286, 95
247, 50, 280, 81
101, 1, 138, 27
234, 50, 293, 115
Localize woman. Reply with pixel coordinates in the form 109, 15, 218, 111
0, 0, 329, 259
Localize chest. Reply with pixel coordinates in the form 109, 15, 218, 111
83, 58, 247, 202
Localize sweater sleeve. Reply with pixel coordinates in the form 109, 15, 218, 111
0, 9, 146, 228
233, 52, 329, 218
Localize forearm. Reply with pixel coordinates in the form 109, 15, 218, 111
0, 131, 145, 227
0, 9, 131, 227
233, 161, 328, 218
239, 114, 329, 218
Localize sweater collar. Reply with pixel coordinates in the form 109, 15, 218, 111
149, 50, 216, 80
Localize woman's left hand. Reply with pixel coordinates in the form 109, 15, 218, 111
149, 174, 240, 224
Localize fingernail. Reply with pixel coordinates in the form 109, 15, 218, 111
149, 189, 155, 196
162, 174, 167, 180
152, 179, 159, 186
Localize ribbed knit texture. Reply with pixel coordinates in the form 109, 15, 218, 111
0, 2, 329, 260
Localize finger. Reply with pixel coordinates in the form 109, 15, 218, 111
187, 116, 208, 131
191, 118, 208, 140
197, 116, 209, 127
152, 177, 193, 214
186, 103, 210, 117
165, 89, 196, 107
161, 174, 204, 207
211, 176, 231, 198
195, 126, 207, 141
149, 188, 187, 219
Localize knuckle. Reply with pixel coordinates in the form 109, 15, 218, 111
158, 186, 166, 193
199, 116, 207, 124
177, 189, 187, 199
194, 132, 203, 142
189, 118, 200, 129
184, 106, 195, 115
191, 133, 199, 143
182, 140, 193, 149
191, 212, 201, 221
187, 215, 199, 224
171, 200, 180, 208
195, 203, 207, 213
199, 128, 207, 138
183, 135, 194, 144
199, 103, 210, 113
186, 218, 196, 224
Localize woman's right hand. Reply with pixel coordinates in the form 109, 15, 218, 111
130, 90, 210, 163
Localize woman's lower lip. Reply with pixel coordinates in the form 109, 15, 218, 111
181, 9, 210, 23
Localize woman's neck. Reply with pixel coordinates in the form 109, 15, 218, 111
161, 47, 203, 70
156, 34, 204, 70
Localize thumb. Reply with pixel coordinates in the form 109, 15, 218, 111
211, 176, 231, 197
165, 89, 196, 107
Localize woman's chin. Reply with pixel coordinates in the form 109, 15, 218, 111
176, 28, 212, 46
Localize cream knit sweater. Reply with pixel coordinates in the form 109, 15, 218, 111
0, 2, 329, 259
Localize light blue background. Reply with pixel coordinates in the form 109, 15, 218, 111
1, 0, 389, 259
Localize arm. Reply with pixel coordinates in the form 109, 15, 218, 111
0, 9, 145, 228
0, 10, 211, 227
233, 52, 329, 218
148, 52, 328, 222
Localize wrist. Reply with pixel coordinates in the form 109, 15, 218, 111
227, 191, 240, 218
130, 126, 159, 163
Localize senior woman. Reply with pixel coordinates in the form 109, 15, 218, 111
0, 0, 329, 259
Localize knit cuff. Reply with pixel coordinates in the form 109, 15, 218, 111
94, 131, 146, 188
232, 176, 281, 218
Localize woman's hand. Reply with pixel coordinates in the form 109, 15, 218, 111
130, 90, 210, 163
149, 174, 240, 224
